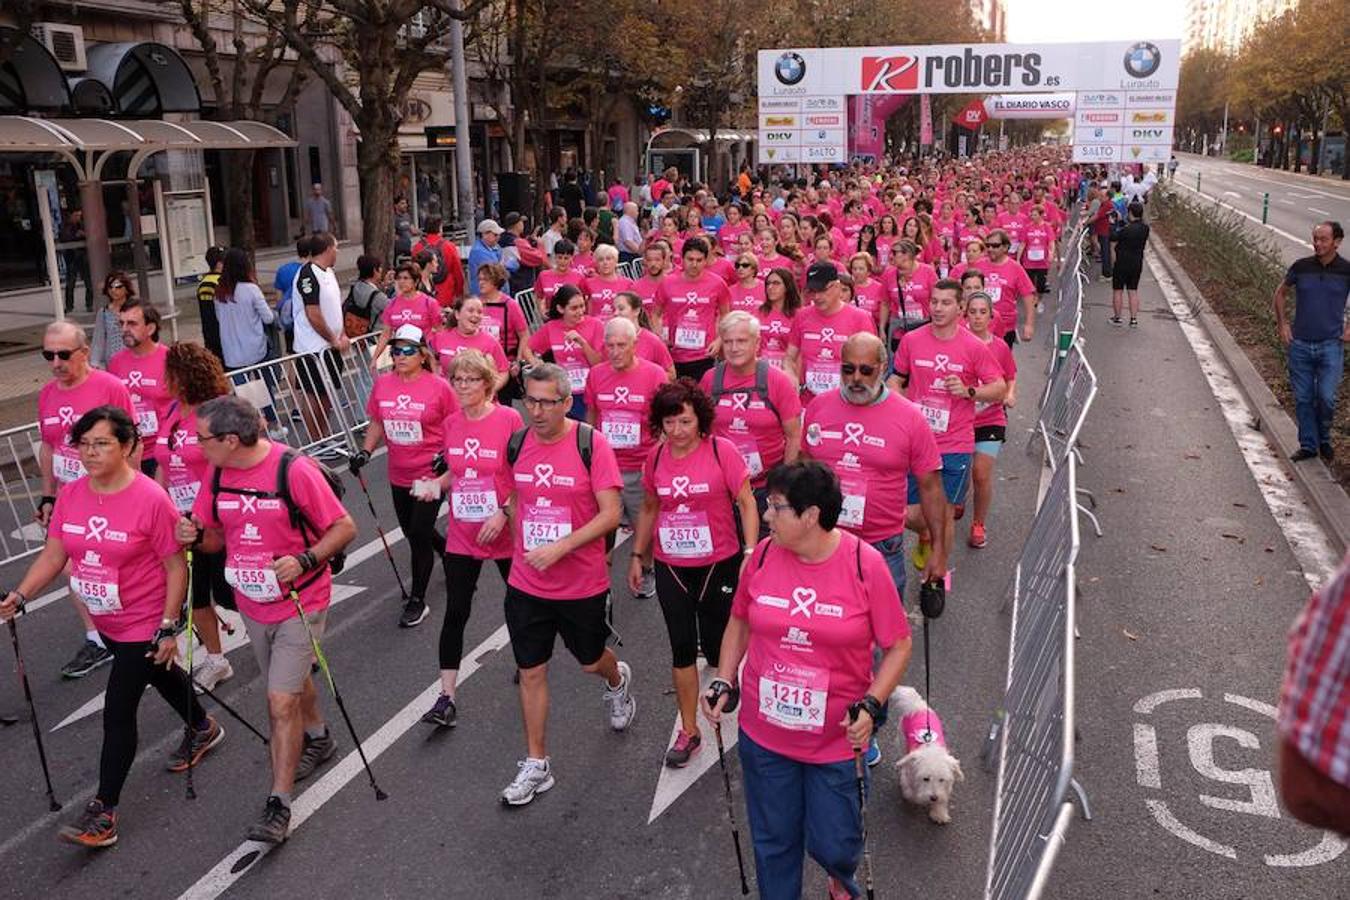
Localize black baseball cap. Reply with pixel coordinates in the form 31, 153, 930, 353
805, 261, 840, 292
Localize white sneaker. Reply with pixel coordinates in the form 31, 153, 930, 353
603, 661, 636, 731
636, 568, 655, 599
267, 424, 291, 443
193, 656, 234, 694
501, 757, 554, 806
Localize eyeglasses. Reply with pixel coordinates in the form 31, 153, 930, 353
767, 501, 795, 515
735, 262, 756, 270
390, 345, 421, 357
76, 438, 121, 453
523, 396, 569, 409
41, 348, 85, 361
840, 363, 878, 377
197, 432, 234, 444
452, 375, 485, 385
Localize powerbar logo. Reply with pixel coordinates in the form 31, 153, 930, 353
862, 50, 1044, 90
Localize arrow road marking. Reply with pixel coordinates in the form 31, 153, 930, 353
647, 663, 741, 824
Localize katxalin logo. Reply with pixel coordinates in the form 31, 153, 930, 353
775, 52, 806, 86
861, 55, 918, 91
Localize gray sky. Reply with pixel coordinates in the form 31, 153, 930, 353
1005, 0, 1184, 41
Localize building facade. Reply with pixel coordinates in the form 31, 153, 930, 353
1183, 0, 1297, 55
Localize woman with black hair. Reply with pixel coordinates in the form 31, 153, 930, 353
1, 406, 222, 848
524, 283, 604, 421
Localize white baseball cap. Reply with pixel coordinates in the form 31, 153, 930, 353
391, 324, 424, 344
477, 219, 505, 235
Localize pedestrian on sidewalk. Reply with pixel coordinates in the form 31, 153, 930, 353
1110, 202, 1150, 328
1275, 221, 1350, 462
303, 183, 334, 236
214, 248, 287, 440
91, 271, 134, 370
58, 209, 93, 313
197, 246, 227, 365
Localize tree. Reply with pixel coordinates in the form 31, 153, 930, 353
245, 0, 487, 262
1178, 48, 1232, 145
177, 0, 312, 251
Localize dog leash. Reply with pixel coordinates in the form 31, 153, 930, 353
923, 617, 933, 741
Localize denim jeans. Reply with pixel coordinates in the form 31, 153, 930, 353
1288, 338, 1343, 451
738, 731, 867, 899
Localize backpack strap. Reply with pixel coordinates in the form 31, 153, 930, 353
506, 426, 528, 466
753, 538, 771, 571
575, 421, 593, 472
855, 532, 863, 582
753, 360, 780, 423
711, 361, 728, 399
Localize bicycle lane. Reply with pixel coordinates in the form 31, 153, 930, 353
1049, 253, 1347, 897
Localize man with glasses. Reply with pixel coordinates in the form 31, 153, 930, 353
500, 363, 635, 806
108, 300, 171, 475
36, 320, 137, 678
970, 228, 1036, 346
784, 262, 876, 404
175, 394, 356, 844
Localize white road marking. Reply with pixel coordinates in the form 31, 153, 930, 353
1222, 191, 1240, 197
1265, 833, 1347, 868
1133, 723, 1161, 789
177, 623, 512, 900
1150, 251, 1339, 588
1145, 799, 1237, 859
1223, 692, 1277, 720
1308, 207, 1330, 216
1133, 687, 1202, 715
647, 664, 741, 824
50, 585, 367, 732
1171, 181, 1306, 246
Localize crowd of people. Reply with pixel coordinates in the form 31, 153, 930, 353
6, 146, 1097, 898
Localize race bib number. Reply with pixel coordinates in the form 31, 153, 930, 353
758, 662, 829, 733
53, 448, 86, 484
481, 319, 502, 341
564, 364, 589, 393
71, 563, 121, 615
920, 392, 952, 434
168, 478, 201, 513
804, 361, 840, 396
384, 417, 424, 446
1026, 247, 1045, 262
225, 552, 282, 602
839, 475, 867, 527
601, 410, 642, 449
657, 510, 713, 559
135, 408, 159, 438
523, 504, 571, 551
674, 325, 707, 350
451, 476, 498, 522
732, 436, 764, 478
986, 286, 1003, 304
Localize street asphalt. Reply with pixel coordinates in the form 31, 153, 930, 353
0, 246, 1344, 898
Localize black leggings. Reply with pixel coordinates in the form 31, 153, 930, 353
654, 553, 741, 669
1029, 268, 1049, 294
101, 636, 205, 807
440, 553, 511, 669
190, 548, 235, 610
390, 484, 445, 601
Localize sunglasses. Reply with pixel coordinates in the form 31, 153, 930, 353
735, 262, 756, 270
390, 344, 421, 357
840, 363, 879, 377
986, 242, 1006, 248
41, 348, 84, 361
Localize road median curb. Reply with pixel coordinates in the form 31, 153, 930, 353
1150, 237, 1350, 557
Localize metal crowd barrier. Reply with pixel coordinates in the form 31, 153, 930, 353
1030, 338, 1102, 538
0, 422, 50, 568
513, 259, 643, 336
986, 454, 1089, 900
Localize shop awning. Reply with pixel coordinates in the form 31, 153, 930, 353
649, 127, 757, 146
0, 115, 296, 153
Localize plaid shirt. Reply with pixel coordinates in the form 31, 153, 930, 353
1278, 555, 1350, 788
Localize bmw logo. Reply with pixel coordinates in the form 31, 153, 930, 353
775, 52, 806, 86
1123, 42, 1161, 79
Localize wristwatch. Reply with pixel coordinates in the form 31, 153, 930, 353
967, 386, 976, 399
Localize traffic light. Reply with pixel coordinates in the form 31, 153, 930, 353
1272, 125, 1283, 135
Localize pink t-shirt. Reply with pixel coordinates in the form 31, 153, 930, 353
52, 472, 181, 642
802, 390, 941, 542
852, 280, 887, 329
654, 271, 731, 363
995, 211, 1029, 250
884, 263, 939, 330
708, 257, 737, 286
901, 708, 947, 752
973, 257, 1035, 337
631, 273, 666, 316
192, 443, 349, 624
507, 424, 624, 600
430, 328, 509, 379
894, 325, 1004, 454
528, 317, 605, 395
756, 308, 796, 367
718, 222, 750, 255
636, 328, 674, 371
700, 363, 802, 485
874, 235, 897, 268
974, 334, 1017, 430
788, 303, 876, 401
729, 280, 767, 314
535, 269, 585, 305
582, 274, 635, 320
641, 436, 748, 566
383, 293, 442, 334
756, 253, 791, 281
585, 359, 668, 472
733, 532, 908, 764
570, 253, 596, 279
38, 370, 136, 486
1020, 223, 1056, 271
364, 371, 459, 487
442, 404, 522, 560
480, 297, 529, 356
107, 343, 172, 440
154, 404, 209, 514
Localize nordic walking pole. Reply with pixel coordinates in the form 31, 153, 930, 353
712, 721, 750, 895
850, 721, 876, 900
335, 448, 410, 603
289, 588, 388, 800
5, 613, 60, 811
193, 677, 269, 745
183, 596, 197, 800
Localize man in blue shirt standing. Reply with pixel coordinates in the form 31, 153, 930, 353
1275, 221, 1350, 462
466, 219, 515, 296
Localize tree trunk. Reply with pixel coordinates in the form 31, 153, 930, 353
356, 122, 398, 263
1291, 127, 1302, 173
226, 149, 257, 252
1310, 130, 1322, 176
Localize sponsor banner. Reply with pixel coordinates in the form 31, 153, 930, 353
802, 128, 847, 147
1126, 108, 1174, 126
1072, 143, 1118, 162
802, 144, 845, 162
1076, 109, 1123, 127
805, 113, 844, 127
1073, 125, 1123, 145
1126, 90, 1176, 108
759, 114, 798, 128
1078, 91, 1126, 109
759, 129, 797, 145
758, 145, 802, 164
953, 98, 989, 128
1123, 125, 1173, 145
983, 91, 1076, 119
1123, 144, 1171, 162
801, 96, 846, 112
758, 97, 803, 113
758, 39, 1180, 97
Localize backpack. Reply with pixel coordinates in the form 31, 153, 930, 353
210, 449, 350, 587
506, 421, 593, 470
709, 361, 780, 423
342, 282, 378, 338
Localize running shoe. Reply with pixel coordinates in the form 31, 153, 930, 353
193, 655, 234, 694
167, 715, 225, 773
636, 567, 656, 599
864, 736, 882, 768
421, 693, 458, 728
60, 640, 113, 679
293, 729, 337, 782
58, 799, 118, 848
664, 729, 702, 768
604, 661, 637, 731
910, 537, 932, 573
827, 877, 852, 900
953, 503, 965, 521
1129, 317, 1139, 328
501, 757, 555, 806
244, 796, 291, 844
969, 522, 988, 549
1110, 315, 1123, 327
398, 597, 429, 628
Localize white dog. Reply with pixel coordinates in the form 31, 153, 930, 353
891, 685, 963, 824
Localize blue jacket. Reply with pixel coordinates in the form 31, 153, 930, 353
466, 239, 516, 295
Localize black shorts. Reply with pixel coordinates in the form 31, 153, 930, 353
1112, 263, 1142, 291
190, 549, 237, 611
1002, 330, 1017, 349
655, 553, 741, 668
504, 586, 611, 669
674, 357, 715, 382
974, 425, 1007, 444
296, 347, 343, 396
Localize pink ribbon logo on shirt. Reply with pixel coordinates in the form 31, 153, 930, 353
241, 495, 259, 514
685, 292, 700, 303
395, 394, 412, 411
58, 406, 76, 426
934, 354, 950, 373
534, 464, 554, 487
172, 429, 189, 450
127, 371, 143, 388
844, 422, 865, 445
790, 586, 817, 618
614, 386, 630, 405
464, 438, 480, 460
731, 393, 749, 411
671, 476, 691, 499
86, 516, 109, 542
820, 328, 836, 343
